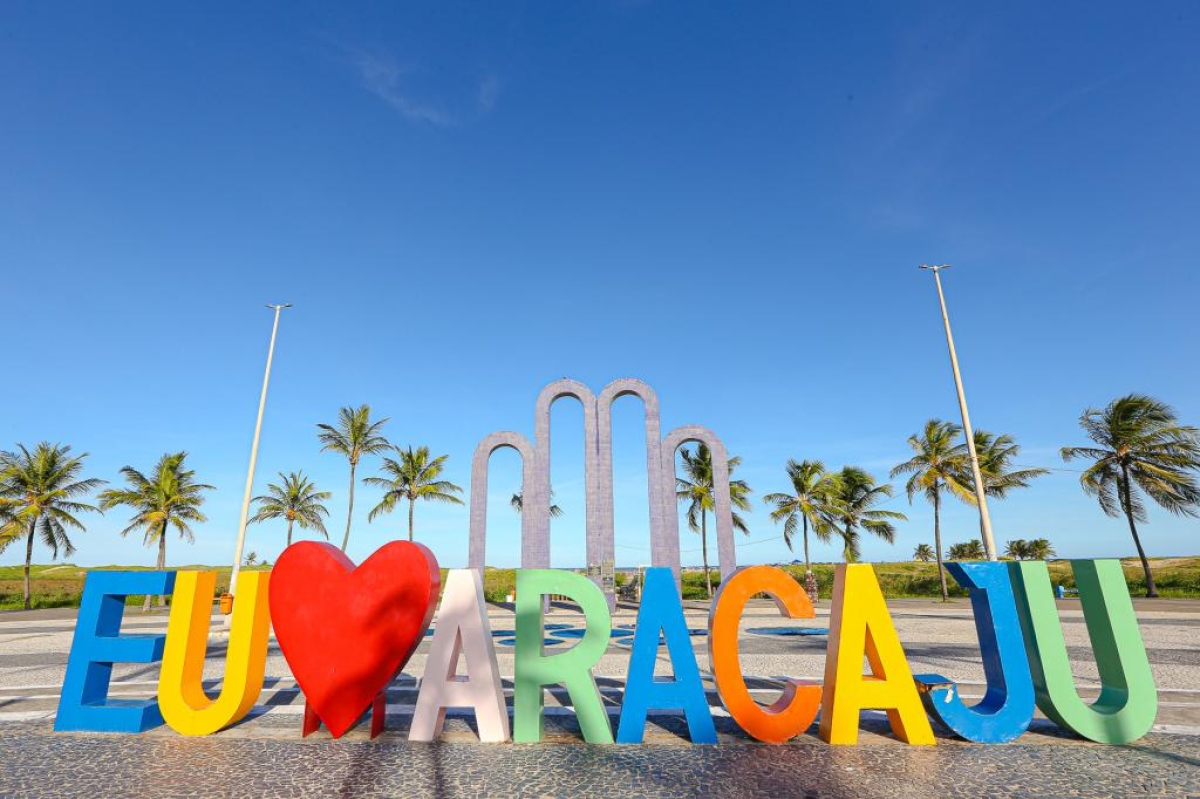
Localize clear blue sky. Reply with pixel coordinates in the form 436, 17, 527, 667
2, 2, 1197, 570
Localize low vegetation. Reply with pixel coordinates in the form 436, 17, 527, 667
6, 558, 1200, 611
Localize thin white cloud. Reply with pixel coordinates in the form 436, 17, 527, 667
344, 47, 502, 126
477, 74, 502, 114
352, 50, 454, 126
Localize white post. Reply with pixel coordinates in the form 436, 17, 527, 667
229, 304, 290, 603
921, 266, 997, 561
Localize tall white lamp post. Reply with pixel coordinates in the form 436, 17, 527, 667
919, 265, 997, 561
228, 303, 291, 609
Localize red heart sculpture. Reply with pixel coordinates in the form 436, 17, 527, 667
269, 540, 440, 738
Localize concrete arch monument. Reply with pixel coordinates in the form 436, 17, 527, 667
596, 379, 670, 573
468, 432, 539, 574
533, 379, 600, 580
660, 425, 738, 586
468, 378, 738, 608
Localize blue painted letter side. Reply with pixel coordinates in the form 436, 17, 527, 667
617, 568, 716, 744
913, 561, 1034, 743
55, 571, 176, 732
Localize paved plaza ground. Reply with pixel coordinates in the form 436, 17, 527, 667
1, 596, 1198, 797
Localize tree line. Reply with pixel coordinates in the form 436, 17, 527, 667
755, 393, 1198, 601
1, 393, 1196, 609
0, 405, 463, 610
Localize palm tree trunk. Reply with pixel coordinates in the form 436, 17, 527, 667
934, 490, 949, 602
341, 461, 357, 552
1121, 467, 1158, 598
408, 496, 415, 543
701, 510, 712, 599
802, 516, 811, 574
146, 519, 167, 612
286, 518, 294, 548
23, 516, 38, 611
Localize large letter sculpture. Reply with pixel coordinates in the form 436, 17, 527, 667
710, 566, 821, 743
913, 561, 1034, 743
513, 569, 613, 743
410, 569, 510, 742
270, 541, 440, 739
1010, 559, 1157, 744
617, 568, 716, 744
819, 564, 935, 745
158, 570, 272, 736
55, 571, 175, 732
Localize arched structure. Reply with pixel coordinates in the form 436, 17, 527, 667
661, 425, 738, 584
596, 379, 669, 576
468, 378, 737, 607
468, 432, 538, 573
532, 379, 599, 575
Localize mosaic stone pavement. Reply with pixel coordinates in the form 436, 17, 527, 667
1, 717, 1198, 798
3, 598, 1199, 796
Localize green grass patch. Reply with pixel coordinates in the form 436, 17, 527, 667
3, 558, 1198, 611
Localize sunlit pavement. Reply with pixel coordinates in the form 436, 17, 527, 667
3, 718, 1198, 798
2, 599, 1199, 796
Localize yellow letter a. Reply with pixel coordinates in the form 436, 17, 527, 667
158, 571, 271, 736
819, 564, 934, 745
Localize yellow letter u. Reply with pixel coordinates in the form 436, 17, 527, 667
158, 571, 271, 736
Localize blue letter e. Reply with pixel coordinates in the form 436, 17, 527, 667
55, 571, 175, 732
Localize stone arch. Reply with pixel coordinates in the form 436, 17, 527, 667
468, 431, 538, 572
661, 425, 738, 586
532, 379, 599, 573
597, 379, 668, 582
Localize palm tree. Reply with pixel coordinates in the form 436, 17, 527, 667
244, 551, 259, 567
1062, 394, 1200, 597
1004, 539, 1030, 560
0, 443, 103, 610
97, 452, 213, 611
510, 488, 564, 518
676, 444, 752, 599
913, 543, 935, 562
891, 420, 974, 601
365, 446, 464, 541
973, 431, 1050, 498
250, 471, 331, 547
830, 466, 905, 564
969, 429, 1050, 553
317, 405, 392, 552
948, 539, 985, 560
762, 459, 844, 575
1025, 537, 1055, 561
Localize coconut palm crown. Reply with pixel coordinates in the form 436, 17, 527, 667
317, 404, 392, 552
1061, 393, 1200, 597
676, 443, 752, 599
762, 459, 844, 573
1025, 537, 1056, 561
1004, 539, 1030, 560
0, 443, 103, 610
250, 471, 331, 547
891, 419, 974, 600
948, 539, 985, 560
97, 451, 212, 610
366, 446, 463, 542
511, 488, 564, 518
972, 430, 1049, 498
832, 466, 904, 563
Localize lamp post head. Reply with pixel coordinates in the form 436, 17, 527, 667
919, 264, 953, 273
265, 303, 294, 310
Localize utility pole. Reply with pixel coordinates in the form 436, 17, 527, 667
919, 265, 997, 561
228, 303, 291, 610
